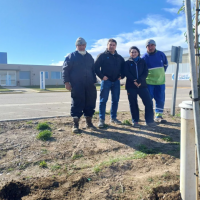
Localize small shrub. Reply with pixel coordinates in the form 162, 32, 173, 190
36, 122, 50, 130
162, 137, 173, 142
36, 130, 52, 141
39, 161, 47, 168
72, 154, 83, 160
51, 164, 61, 171
122, 120, 132, 126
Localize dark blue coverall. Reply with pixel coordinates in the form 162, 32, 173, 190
62, 51, 97, 118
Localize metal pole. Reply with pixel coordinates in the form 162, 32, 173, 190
195, 0, 199, 81
185, 0, 200, 184
171, 46, 180, 116
179, 101, 197, 200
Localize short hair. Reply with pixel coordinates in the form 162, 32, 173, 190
129, 46, 140, 57
107, 38, 117, 45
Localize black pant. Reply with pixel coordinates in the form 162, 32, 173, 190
71, 83, 97, 118
127, 88, 154, 123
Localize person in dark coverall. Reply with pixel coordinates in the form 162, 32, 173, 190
124, 46, 156, 127
62, 37, 97, 133
95, 39, 125, 128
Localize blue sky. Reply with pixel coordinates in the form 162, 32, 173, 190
0, 0, 187, 65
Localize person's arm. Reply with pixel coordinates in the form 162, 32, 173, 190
120, 57, 125, 79
62, 54, 73, 90
91, 58, 97, 83
163, 53, 168, 72
137, 60, 148, 85
94, 54, 104, 80
124, 61, 135, 80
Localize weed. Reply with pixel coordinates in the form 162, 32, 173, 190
93, 151, 147, 173
36, 130, 52, 141
137, 144, 157, 154
51, 164, 61, 171
162, 172, 170, 179
175, 113, 181, 117
171, 142, 180, 145
41, 149, 48, 154
122, 119, 132, 126
94, 111, 99, 115
19, 162, 31, 170
39, 161, 47, 168
147, 177, 153, 182
16, 172, 21, 176
72, 154, 83, 160
7, 168, 14, 172
26, 121, 32, 124
162, 137, 173, 142
58, 172, 62, 176
36, 122, 50, 130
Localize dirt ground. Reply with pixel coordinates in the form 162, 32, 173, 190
0, 109, 197, 200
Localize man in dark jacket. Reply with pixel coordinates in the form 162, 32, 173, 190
95, 39, 125, 128
62, 37, 97, 133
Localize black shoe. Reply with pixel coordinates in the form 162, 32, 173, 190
85, 116, 95, 129
72, 117, 79, 133
154, 117, 167, 124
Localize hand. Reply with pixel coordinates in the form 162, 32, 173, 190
103, 76, 108, 81
118, 76, 121, 80
134, 81, 139, 88
65, 82, 72, 91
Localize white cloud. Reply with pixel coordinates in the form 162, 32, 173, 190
51, 61, 63, 66
166, 0, 184, 6
87, 15, 187, 59
163, 8, 179, 14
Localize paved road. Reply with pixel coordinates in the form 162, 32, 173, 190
0, 88, 191, 121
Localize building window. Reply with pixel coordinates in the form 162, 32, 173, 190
19, 71, 30, 79
45, 72, 49, 79
51, 71, 61, 79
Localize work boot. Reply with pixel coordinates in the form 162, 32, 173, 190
85, 116, 95, 129
98, 119, 105, 128
154, 117, 167, 124
132, 122, 140, 128
72, 117, 79, 133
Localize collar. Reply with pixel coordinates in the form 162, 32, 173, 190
105, 49, 118, 55
147, 49, 157, 55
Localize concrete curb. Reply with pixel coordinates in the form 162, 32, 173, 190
0, 91, 24, 94
0, 114, 71, 122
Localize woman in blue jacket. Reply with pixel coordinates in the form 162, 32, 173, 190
124, 46, 156, 127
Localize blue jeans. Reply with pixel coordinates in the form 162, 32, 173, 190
99, 80, 120, 120
147, 84, 165, 118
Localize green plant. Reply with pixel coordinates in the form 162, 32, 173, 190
51, 164, 61, 171
147, 177, 153, 183
122, 119, 132, 126
175, 113, 181, 118
19, 162, 31, 170
7, 168, 14, 172
41, 149, 48, 154
72, 154, 83, 160
162, 137, 173, 142
26, 121, 33, 124
39, 161, 47, 168
36, 122, 50, 130
137, 144, 157, 154
36, 130, 52, 141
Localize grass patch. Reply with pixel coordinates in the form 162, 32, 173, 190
36, 122, 50, 130
175, 113, 181, 118
7, 168, 14, 172
41, 149, 48, 154
162, 137, 173, 142
19, 162, 31, 170
26, 121, 33, 124
137, 144, 157, 154
51, 164, 61, 171
36, 130, 52, 141
39, 161, 47, 168
93, 151, 147, 173
72, 154, 83, 160
122, 119, 132, 126
0, 86, 10, 92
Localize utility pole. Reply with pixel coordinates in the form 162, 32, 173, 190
185, 0, 200, 187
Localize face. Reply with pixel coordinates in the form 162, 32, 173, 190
130, 49, 139, 58
107, 42, 117, 53
76, 44, 86, 51
146, 44, 156, 53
